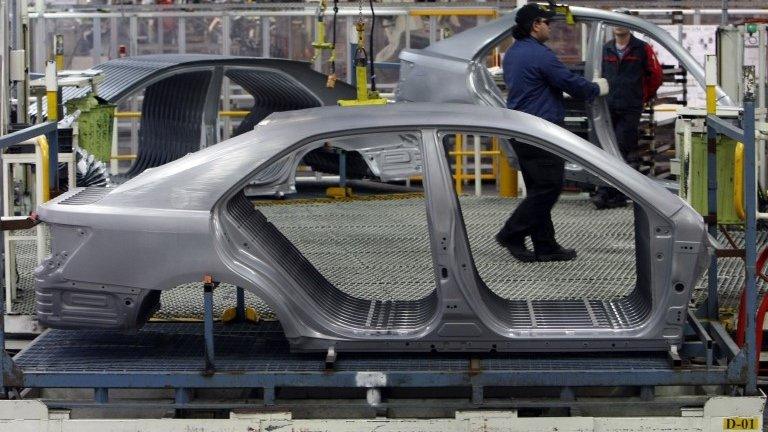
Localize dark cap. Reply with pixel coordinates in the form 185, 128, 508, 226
515, 3, 556, 27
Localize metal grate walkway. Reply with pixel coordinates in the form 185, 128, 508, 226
8, 195, 762, 319
13, 322, 676, 374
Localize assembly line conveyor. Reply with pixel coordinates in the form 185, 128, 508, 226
0, 101, 763, 410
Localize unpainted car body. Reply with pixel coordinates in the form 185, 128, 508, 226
396, 6, 734, 166
48, 54, 358, 186
35, 103, 708, 352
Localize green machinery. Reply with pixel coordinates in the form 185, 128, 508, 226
64, 94, 115, 164
676, 106, 743, 225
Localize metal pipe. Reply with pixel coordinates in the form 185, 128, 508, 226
236, 286, 245, 322
261, 16, 270, 58
743, 99, 758, 395
20, 8, 768, 19
428, 15, 436, 44
760, 26, 767, 113
338, 150, 346, 189
92, 16, 101, 67
178, 17, 186, 54
0, 0, 9, 136
474, 135, 481, 196
203, 281, 215, 374
110, 16, 117, 58
705, 55, 719, 320
758, 25, 767, 189
720, 0, 728, 27
409, 9, 496, 17
221, 15, 231, 140
20, 0, 29, 124
454, 134, 462, 194
496, 137, 516, 198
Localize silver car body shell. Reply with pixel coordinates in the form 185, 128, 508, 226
395, 6, 734, 172
36, 103, 708, 352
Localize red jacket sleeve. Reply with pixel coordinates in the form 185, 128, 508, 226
642, 44, 663, 103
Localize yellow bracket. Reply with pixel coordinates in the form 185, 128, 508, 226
338, 65, 387, 106
325, 186, 352, 199
326, 186, 353, 199
312, 24, 334, 50
546, 4, 575, 25
311, 0, 335, 63
116, 110, 251, 118
221, 307, 260, 324
706, 85, 718, 115
110, 154, 137, 161
454, 134, 463, 194
46, 91, 58, 122
338, 98, 387, 107
734, 141, 745, 221
35, 136, 51, 202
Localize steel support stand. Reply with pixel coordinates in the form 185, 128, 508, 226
706, 122, 719, 320
742, 100, 758, 395
203, 277, 217, 375
45, 128, 58, 190
640, 386, 655, 401
263, 386, 275, 406
339, 150, 347, 190
235, 286, 245, 322
94, 387, 108, 404
0, 122, 56, 397
471, 385, 483, 405
175, 388, 192, 405
560, 387, 576, 402
0, 243, 6, 398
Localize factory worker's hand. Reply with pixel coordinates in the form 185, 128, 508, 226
594, 78, 609, 96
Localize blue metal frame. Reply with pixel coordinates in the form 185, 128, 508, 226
0, 122, 58, 189
0, 121, 58, 396
706, 100, 759, 395
706, 114, 719, 320
5, 314, 749, 407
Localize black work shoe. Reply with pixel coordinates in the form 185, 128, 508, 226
495, 233, 536, 263
535, 245, 577, 262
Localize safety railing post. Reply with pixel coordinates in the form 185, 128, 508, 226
742, 99, 758, 395
473, 135, 481, 196
705, 55, 719, 320
497, 141, 517, 198
454, 134, 463, 195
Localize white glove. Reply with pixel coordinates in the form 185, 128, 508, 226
594, 78, 609, 96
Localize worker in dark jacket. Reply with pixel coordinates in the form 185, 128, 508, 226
495, 3, 608, 262
592, 15, 663, 209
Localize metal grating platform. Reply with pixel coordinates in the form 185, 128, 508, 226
11, 322, 691, 374
12, 321, 735, 393
8, 195, 763, 319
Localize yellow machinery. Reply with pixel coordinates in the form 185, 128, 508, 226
337, 20, 387, 107
311, 0, 338, 88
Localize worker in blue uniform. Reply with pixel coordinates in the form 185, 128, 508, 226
495, 3, 609, 262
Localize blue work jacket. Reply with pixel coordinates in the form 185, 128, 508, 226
503, 37, 599, 124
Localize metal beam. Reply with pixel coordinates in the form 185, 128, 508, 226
19, 366, 739, 389
0, 122, 56, 149
707, 114, 745, 142
742, 100, 758, 395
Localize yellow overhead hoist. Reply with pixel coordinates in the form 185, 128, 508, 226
338, 19, 387, 107
312, 0, 386, 104
312, 0, 337, 88
314, 0, 387, 199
